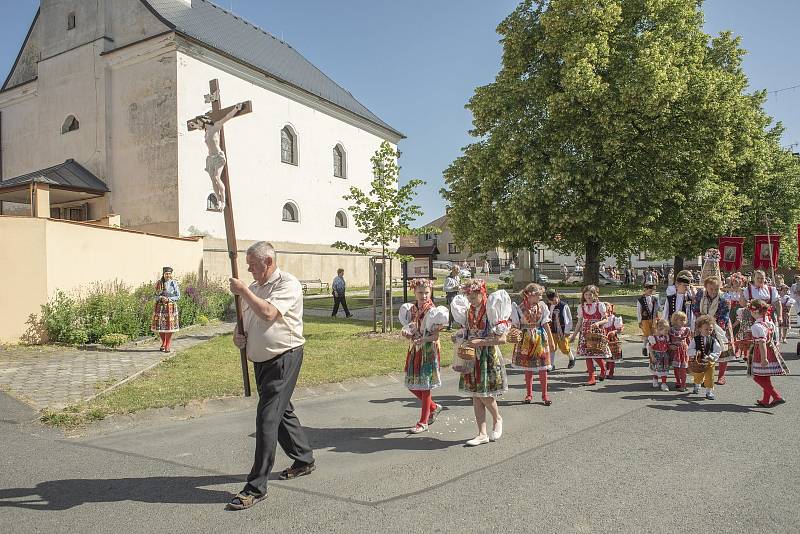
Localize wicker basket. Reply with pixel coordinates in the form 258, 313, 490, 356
458, 346, 476, 360
507, 327, 523, 345
688, 354, 709, 374
584, 326, 608, 353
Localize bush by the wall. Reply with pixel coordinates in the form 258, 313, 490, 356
99, 333, 130, 347
39, 276, 233, 345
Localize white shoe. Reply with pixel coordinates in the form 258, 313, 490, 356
652, 378, 659, 388
490, 419, 503, 441
706, 389, 716, 400
660, 383, 669, 392
692, 384, 701, 394
466, 435, 490, 446
408, 423, 428, 434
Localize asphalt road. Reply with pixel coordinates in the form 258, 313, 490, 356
2, 338, 799, 534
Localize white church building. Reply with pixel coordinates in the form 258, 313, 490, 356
0, 0, 403, 286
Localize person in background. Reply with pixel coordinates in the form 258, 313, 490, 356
637, 282, 660, 357
331, 268, 353, 318
778, 284, 794, 343
151, 267, 180, 352
790, 275, 800, 333
443, 265, 461, 330
483, 258, 491, 276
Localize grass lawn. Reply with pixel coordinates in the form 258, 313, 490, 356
41, 316, 457, 428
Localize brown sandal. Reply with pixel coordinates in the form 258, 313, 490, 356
279, 462, 316, 480
225, 492, 266, 511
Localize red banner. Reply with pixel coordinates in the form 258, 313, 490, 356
753, 234, 781, 271
718, 236, 744, 272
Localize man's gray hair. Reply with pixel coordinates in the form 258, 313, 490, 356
247, 241, 276, 262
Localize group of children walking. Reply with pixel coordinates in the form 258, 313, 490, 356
398, 254, 790, 446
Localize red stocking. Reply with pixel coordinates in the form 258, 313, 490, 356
607, 361, 615, 376
164, 332, 173, 350
753, 376, 772, 404
159, 333, 166, 348
539, 370, 549, 403
524, 371, 534, 398
596, 358, 606, 378
679, 368, 687, 388
585, 359, 596, 385
418, 390, 432, 425
716, 362, 728, 384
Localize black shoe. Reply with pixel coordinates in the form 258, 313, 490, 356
771, 398, 787, 407
567, 359, 576, 369
346, 314, 353, 318
279, 462, 316, 480
641, 348, 647, 357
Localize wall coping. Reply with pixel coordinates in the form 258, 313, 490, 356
0, 215, 203, 243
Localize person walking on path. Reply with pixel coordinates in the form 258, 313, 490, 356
226, 241, 315, 511
483, 259, 491, 276
331, 268, 353, 318
561, 263, 569, 283
443, 266, 461, 330
151, 267, 180, 353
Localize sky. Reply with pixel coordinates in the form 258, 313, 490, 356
1, 0, 798, 225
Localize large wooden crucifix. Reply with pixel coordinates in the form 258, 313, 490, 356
187, 79, 253, 397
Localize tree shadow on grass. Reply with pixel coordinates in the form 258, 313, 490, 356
0, 474, 242, 511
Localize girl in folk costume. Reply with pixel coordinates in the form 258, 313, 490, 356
691, 275, 734, 385
569, 285, 609, 385
777, 284, 794, 343
455, 279, 511, 446
729, 273, 755, 360
662, 270, 695, 326
151, 267, 181, 352
742, 270, 782, 337
637, 282, 660, 357
603, 303, 624, 378
399, 279, 449, 434
510, 284, 556, 406
668, 311, 692, 391
687, 315, 722, 400
749, 299, 789, 407
546, 290, 576, 369
647, 319, 672, 391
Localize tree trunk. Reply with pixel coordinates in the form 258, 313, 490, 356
673, 255, 685, 275
583, 238, 601, 286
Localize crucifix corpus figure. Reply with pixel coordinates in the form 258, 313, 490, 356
187, 91, 251, 212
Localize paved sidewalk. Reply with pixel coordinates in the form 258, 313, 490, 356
0, 322, 235, 411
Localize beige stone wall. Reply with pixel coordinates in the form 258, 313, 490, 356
202, 238, 400, 288
0, 217, 204, 343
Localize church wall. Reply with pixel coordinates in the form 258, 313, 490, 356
105, 36, 179, 234
174, 50, 397, 247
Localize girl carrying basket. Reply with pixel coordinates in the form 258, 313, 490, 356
569, 285, 609, 385
510, 283, 555, 406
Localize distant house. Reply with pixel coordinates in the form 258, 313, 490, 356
417, 215, 514, 269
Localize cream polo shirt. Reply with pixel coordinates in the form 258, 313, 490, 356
242, 268, 305, 362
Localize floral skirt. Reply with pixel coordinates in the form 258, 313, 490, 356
650, 350, 671, 377
512, 327, 551, 371
750, 346, 789, 377
151, 301, 179, 333
670, 345, 688, 369
459, 345, 508, 397
405, 341, 442, 390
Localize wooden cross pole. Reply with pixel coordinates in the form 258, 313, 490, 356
188, 79, 253, 397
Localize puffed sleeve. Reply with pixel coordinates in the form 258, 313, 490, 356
424, 306, 450, 332
687, 337, 697, 356
597, 302, 607, 316
450, 294, 469, 327
613, 316, 623, 329
398, 302, 414, 328
487, 290, 512, 334
647, 335, 657, 348
510, 302, 522, 328
540, 302, 551, 324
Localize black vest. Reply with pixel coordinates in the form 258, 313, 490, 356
665, 292, 692, 322
638, 295, 657, 321
693, 335, 713, 358
551, 301, 569, 335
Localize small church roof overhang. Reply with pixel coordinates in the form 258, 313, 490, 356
0, 159, 109, 204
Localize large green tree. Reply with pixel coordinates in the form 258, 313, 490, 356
442, 0, 796, 283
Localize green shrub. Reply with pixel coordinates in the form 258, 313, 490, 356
99, 333, 130, 347
39, 276, 233, 345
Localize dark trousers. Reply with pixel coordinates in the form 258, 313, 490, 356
446, 292, 457, 328
332, 293, 351, 316
245, 346, 314, 496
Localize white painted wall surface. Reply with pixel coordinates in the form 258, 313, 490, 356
175, 49, 397, 247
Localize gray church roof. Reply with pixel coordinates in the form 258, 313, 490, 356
0, 159, 109, 192
142, 0, 403, 138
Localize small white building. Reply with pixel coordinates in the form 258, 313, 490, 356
0, 0, 403, 285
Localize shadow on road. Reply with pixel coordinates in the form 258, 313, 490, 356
0, 474, 243, 511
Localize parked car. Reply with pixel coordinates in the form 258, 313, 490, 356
460, 267, 473, 278
536, 273, 549, 284
432, 260, 453, 271
598, 272, 622, 286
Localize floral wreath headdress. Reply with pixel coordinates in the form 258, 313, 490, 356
461, 278, 486, 295
409, 278, 433, 291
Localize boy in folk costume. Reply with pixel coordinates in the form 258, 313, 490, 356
637, 282, 660, 357
455, 279, 511, 446
748, 299, 789, 407
691, 275, 734, 385
668, 311, 692, 391
546, 289, 576, 369
603, 303, 624, 378
569, 285, 609, 385
687, 315, 723, 400
511, 284, 556, 406
399, 279, 449, 434
662, 270, 695, 326
777, 285, 794, 343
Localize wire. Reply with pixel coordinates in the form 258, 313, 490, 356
768, 83, 800, 96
